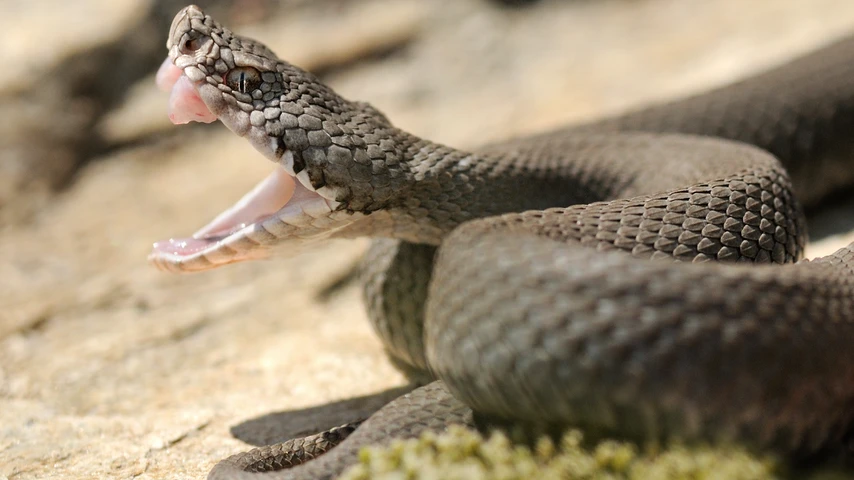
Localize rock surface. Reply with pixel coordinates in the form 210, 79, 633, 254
3, 0, 854, 478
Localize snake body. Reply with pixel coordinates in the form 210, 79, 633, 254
150, 6, 854, 479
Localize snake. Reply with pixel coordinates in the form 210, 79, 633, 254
149, 5, 854, 480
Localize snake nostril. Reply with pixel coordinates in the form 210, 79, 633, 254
182, 38, 202, 54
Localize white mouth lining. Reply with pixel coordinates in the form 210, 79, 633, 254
150, 149, 348, 267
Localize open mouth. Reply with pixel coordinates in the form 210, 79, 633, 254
149, 59, 345, 273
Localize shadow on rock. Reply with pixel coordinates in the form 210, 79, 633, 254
230, 384, 415, 446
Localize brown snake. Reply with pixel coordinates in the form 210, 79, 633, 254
149, 5, 854, 479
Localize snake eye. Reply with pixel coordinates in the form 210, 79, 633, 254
226, 67, 262, 94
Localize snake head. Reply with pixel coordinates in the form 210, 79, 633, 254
150, 5, 413, 272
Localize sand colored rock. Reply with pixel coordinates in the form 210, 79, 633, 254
3, 0, 854, 478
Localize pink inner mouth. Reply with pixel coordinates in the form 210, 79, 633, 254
156, 58, 218, 124
151, 58, 296, 258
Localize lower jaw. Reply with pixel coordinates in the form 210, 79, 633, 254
148, 160, 357, 272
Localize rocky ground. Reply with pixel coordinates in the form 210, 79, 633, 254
4, 0, 854, 478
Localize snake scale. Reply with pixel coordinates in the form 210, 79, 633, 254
149, 5, 854, 479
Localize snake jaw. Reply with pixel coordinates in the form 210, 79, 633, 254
148, 7, 362, 273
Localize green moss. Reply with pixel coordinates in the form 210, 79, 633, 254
340, 425, 783, 480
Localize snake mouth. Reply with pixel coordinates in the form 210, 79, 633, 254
149, 59, 349, 273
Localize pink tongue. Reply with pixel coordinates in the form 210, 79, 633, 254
156, 58, 218, 125
156, 58, 182, 92
169, 76, 218, 124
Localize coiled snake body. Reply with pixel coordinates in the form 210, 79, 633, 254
150, 6, 854, 479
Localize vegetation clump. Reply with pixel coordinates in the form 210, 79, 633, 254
341, 425, 782, 480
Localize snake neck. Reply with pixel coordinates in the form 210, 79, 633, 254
338, 126, 588, 246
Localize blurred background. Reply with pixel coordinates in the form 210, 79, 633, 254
3, 0, 854, 478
